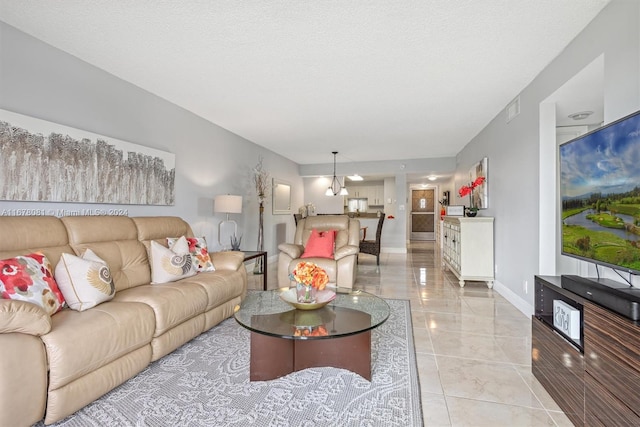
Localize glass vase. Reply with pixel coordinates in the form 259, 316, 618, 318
296, 282, 317, 303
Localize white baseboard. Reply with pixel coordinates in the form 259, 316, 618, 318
492, 279, 534, 317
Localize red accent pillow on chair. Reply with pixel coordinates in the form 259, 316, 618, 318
301, 229, 336, 259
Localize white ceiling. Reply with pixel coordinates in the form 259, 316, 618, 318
0, 1, 609, 166
552, 55, 604, 128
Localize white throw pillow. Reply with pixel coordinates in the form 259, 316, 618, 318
55, 249, 115, 312
150, 236, 196, 284
167, 236, 215, 272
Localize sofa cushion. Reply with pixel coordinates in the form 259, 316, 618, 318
41, 301, 155, 390
61, 216, 151, 292
0, 216, 71, 267
132, 216, 193, 242
0, 253, 65, 316
210, 251, 246, 271
167, 236, 215, 272
149, 238, 196, 284
112, 282, 208, 337
301, 229, 336, 259
0, 299, 52, 335
54, 249, 116, 312
183, 270, 245, 311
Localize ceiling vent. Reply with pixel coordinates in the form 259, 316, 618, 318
506, 96, 521, 123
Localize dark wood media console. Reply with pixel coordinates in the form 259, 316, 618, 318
533, 276, 640, 426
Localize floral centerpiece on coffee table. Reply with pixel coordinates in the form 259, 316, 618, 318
289, 261, 329, 303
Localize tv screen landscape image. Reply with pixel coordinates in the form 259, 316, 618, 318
560, 109, 640, 275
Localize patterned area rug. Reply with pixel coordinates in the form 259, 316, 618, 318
42, 298, 422, 427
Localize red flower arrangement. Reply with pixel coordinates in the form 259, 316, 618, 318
458, 176, 486, 211
458, 176, 486, 198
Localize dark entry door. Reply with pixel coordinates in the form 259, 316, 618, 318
410, 189, 435, 240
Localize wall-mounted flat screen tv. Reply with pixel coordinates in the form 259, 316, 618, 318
560, 109, 640, 275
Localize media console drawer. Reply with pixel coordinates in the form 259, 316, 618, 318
531, 318, 584, 426
584, 303, 640, 417
585, 372, 639, 425
533, 275, 640, 425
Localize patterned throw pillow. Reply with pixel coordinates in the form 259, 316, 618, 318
150, 236, 197, 284
167, 236, 215, 272
0, 253, 65, 316
54, 249, 116, 312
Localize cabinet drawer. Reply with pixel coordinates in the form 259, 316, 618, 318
584, 303, 640, 415
532, 318, 584, 377
585, 372, 639, 426
532, 318, 584, 425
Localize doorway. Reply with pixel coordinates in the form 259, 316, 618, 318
410, 188, 435, 240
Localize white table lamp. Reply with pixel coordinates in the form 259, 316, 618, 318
214, 194, 242, 247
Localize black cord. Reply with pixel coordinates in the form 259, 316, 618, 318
595, 264, 600, 280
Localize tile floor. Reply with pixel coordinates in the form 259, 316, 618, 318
248, 241, 573, 426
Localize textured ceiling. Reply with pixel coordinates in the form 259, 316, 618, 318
0, 0, 609, 165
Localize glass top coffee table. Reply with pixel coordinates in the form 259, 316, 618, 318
234, 287, 390, 381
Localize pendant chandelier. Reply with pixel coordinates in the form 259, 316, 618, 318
325, 151, 348, 196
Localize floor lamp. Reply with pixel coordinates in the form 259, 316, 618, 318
214, 194, 242, 249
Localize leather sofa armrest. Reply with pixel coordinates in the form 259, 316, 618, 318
0, 300, 52, 336
334, 245, 359, 261
278, 243, 303, 259
210, 251, 245, 271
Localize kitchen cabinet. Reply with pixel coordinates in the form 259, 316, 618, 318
349, 187, 368, 198
368, 186, 384, 206
349, 186, 383, 205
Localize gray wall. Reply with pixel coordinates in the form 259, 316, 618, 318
453, 0, 640, 314
3, 1, 640, 312
0, 22, 303, 257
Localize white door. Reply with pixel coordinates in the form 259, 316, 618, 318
410, 189, 435, 240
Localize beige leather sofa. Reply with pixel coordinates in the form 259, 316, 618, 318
0, 215, 247, 426
277, 215, 360, 288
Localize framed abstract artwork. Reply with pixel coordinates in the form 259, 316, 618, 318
0, 109, 175, 205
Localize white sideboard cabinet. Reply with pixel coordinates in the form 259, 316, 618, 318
442, 216, 494, 288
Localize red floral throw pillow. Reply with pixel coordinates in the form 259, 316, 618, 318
0, 253, 65, 315
301, 229, 336, 259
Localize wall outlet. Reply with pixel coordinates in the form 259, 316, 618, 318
523, 280, 529, 294
494, 264, 498, 274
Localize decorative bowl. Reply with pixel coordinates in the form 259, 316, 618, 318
280, 288, 336, 310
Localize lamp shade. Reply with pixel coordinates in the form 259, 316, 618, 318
214, 195, 242, 214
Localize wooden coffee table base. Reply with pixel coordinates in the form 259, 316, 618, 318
250, 331, 372, 381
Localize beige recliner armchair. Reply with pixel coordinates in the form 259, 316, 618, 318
278, 215, 360, 288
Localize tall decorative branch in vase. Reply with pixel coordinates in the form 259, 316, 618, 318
253, 157, 269, 274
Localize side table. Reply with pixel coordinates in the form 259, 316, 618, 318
242, 251, 268, 290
